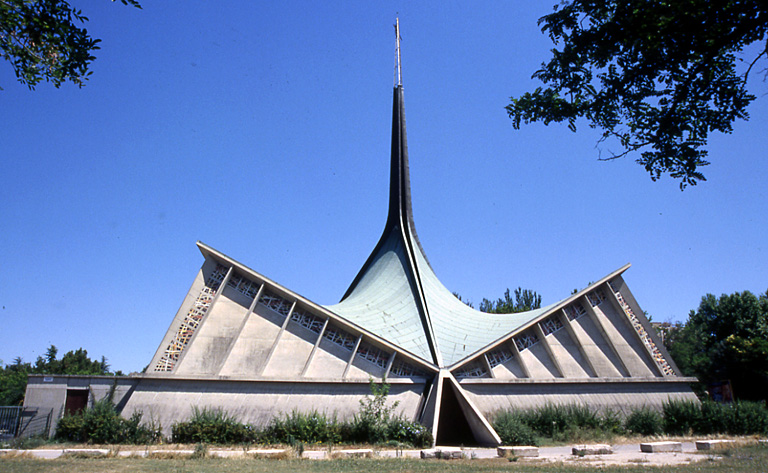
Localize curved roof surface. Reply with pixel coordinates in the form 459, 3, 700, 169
324, 85, 558, 367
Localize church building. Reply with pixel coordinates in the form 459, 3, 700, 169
25, 32, 698, 445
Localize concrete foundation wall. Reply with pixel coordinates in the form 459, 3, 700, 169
460, 379, 699, 417
121, 378, 426, 436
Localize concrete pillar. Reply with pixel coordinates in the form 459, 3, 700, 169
482, 353, 496, 379
300, 318, 329, 377
384, 351, 397, 379
213, 283, 265, 377
509, 338, 531, 378
534, 323, 564, 377
259, 299, 297, 376
174, 265, 234, 372
559, 308, 598, 377
582, 295, 630, 377
343, 334, 363, 379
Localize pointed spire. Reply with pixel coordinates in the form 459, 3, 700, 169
395, 18, 402, 87
339, 21, 442, 366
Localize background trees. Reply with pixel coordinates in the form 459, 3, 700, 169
0, 345, 120, 405
667, 290, 768, 401
455, 287, 543, 313
508, 1, 768, 188
479, 287, 543, 314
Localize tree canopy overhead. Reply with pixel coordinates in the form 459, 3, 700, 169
0, 0, 140, 89
508, 1, 768, 188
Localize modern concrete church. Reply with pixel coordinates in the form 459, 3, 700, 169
26, 43, 698, 445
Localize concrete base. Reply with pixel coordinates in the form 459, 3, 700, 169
695, 440, 735, 451
572, 444, 613, 455
640, 441, 682, 453
249, 449, 292, 459
421, 447, 464, 459
331, 449, 374, 459
497, 446, 539, 457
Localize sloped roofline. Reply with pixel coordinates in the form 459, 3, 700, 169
195, 240, 439, 373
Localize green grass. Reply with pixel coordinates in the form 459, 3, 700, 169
1, 444, 767, 473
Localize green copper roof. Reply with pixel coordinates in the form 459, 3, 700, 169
324, 85, 559, 367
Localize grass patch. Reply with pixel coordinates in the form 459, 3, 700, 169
0, 446, 763, 473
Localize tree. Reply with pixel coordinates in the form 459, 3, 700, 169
479, 287, 542, 314
0, 345, 120, 405
667, 290, 768, 401
508, 1, 768, 188
0, 0, 140, 90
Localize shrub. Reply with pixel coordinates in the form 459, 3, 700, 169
520, 403, 601, 440
349, 379, 399, 444
384, 416, 433, 448
625, 407, 663, 436
663, 399, 702, 435
263, 410, 342, 444
493, 411, 538, 446
699, 400, 729, 434
599, 409, 625, 434
171, 407, 255, 444
55, 397, 160, 444
727, 401, 768, 435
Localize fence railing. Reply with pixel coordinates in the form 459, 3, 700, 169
0, 406, 52, 439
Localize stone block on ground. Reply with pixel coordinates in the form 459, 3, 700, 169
332, 449, 373, 459
249, 448, 292, 459
572, 444, 613, 455
420, 447, 463, 459
497, 446, 539, 457
62, 449, 110, 457
640, 441, 682, 453
695, 440, 735, 451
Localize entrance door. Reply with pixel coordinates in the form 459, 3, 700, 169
435, 379, 476, 445
64, 389, 89, 415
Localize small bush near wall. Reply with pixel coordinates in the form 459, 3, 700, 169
625, 407, 663, 436
171, 407, 257, 444
663, 399, 768, 436
493, 411, 538, 446
262, 410, 342, 445
55, 397, 160, 444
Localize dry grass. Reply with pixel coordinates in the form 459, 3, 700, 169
0, 443, 766, 473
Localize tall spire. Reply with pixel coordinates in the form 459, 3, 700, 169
395, 18, 402, 87
339, 20, 442, 365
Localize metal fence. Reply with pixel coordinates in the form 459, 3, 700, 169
0, 407, 52, 439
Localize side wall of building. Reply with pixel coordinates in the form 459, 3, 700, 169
121, 378, 427, 437
23, 375, 140, 437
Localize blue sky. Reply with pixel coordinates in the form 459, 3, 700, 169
1, 2, 766, 373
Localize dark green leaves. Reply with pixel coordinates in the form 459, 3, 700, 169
509, 1, 768, 188
0, 0, 140, 89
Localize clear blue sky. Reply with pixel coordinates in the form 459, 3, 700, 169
2, 2, 766, 373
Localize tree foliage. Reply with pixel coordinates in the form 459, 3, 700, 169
0, 344, 119, 405
668, 290, 768, 401
508, 1, 768, 188
0, 0, 140, 89
480, 287, 542, 314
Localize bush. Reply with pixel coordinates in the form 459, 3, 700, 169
663, 399, 702, 435
493, 411, 538, 446
384, 416, 433, 448
625, 407, 663, 436
348, 379, 397, 444
55, 397, 160, 444
520, 403, 602, 440
171, 407, 256, 444
727, 401, 768, 435
263, 410, 342, 444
